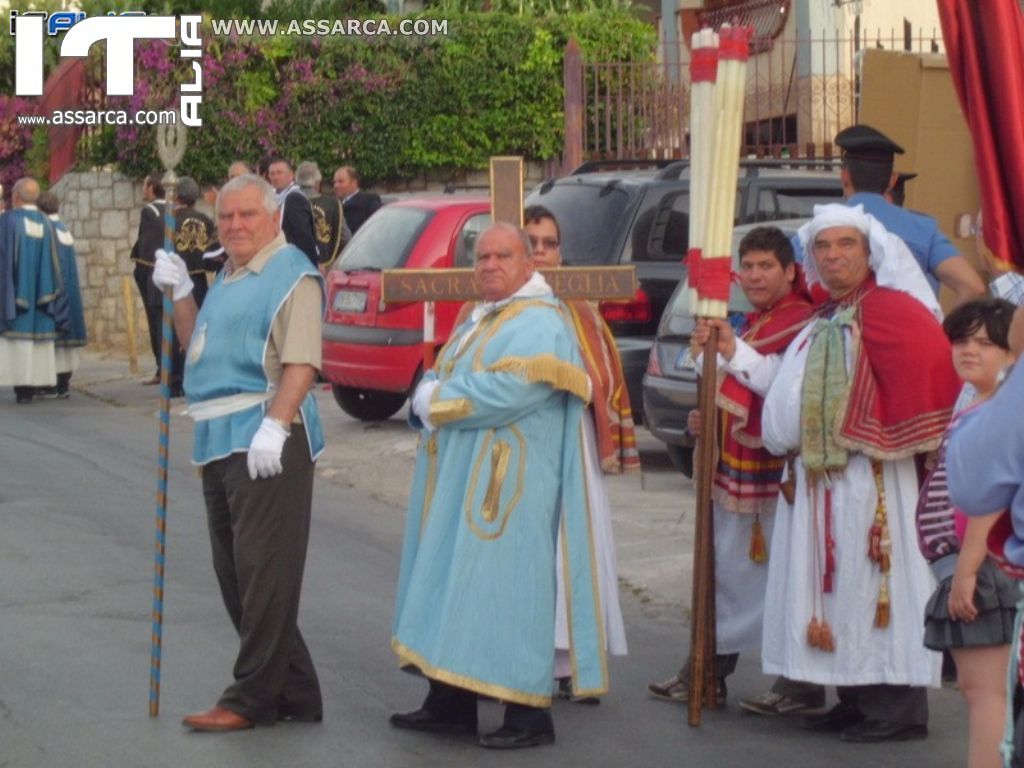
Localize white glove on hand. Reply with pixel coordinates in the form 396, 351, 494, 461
247, 417, 290, 480
411, 379, 440, 432
152, 248, 194, 302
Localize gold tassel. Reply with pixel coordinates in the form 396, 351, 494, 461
807, 617, 821, 648
486, 355, 592, 403
874, 578, 891, 629
749, 515, 768, 563
818, 621, 836, 652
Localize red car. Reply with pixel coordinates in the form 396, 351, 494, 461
321, 196, 491, 420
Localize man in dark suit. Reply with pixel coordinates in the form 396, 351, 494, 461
332, 165, 382, 234
130, 171, 167, 384
266, 157, 319, 266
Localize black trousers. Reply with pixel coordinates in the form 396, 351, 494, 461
201, 426, 321, 724
837, 684, 928, 726
423, 679, 553, 732
133, 262, 162, 373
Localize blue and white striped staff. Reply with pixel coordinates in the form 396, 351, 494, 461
150, 123, 186, 717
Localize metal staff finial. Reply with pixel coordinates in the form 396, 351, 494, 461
149, 121, 187, 718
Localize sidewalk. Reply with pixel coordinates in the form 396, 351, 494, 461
70, 350, 697, 615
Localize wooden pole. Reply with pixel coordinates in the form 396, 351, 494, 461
563, 39, 584, 175
423, 300, 436, 371
688, 329, 720, 725
122, 275, 138, 375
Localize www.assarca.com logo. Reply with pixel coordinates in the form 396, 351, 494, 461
12, 13, 203, 128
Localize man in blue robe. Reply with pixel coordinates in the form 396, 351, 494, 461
37, 191, 86, 398
0, 177, 60, 404
390, 222, 607, 749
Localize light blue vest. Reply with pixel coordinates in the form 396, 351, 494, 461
184, 244, 325, 465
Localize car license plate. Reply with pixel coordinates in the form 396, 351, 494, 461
333, 290, 367, 313
675, 348, 693, 370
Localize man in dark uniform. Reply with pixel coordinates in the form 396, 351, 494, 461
834, 124, 984, 306
297, 161, 348, 271
332, 165, 382, 234
266, 157, 319, 266
168, 177, 217, 397
130, 171, 166, 384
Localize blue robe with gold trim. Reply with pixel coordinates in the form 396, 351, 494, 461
392, 295, 608, 707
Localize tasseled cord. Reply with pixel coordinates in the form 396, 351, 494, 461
869, 461, 893, 630
749, 514, 768, 563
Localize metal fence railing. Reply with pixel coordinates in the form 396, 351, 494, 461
567, 29, 946, 167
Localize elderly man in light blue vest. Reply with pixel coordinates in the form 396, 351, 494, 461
153, 173, 325, 732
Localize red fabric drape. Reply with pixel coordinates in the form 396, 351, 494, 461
938, 0, 1024, 270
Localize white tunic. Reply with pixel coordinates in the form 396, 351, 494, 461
555, 413, 628, 658
759, 323, 940, 687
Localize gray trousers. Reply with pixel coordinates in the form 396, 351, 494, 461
201, 426, 322, 724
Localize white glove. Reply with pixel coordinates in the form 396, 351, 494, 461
411, 379, 440, 432
247, 417, 289, 480
152, 248, 194, 302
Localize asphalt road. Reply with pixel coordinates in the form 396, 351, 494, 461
0, 389, 969, 767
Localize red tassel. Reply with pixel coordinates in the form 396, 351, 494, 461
749, 516, 768, 563
868, 523, 882, 561
823, 535, 835, 593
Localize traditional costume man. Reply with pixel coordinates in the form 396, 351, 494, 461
760, 204, 960, 742
391, 223, 606, 749
552, 297, 636, 697
519, 205, 636, 701
648, 227, 817, 708
37, 192, 86, 398
0, 178, 60, 404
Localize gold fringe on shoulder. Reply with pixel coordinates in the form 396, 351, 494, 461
487, 354, 592, 404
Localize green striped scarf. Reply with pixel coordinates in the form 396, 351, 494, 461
800, 306, 856, 475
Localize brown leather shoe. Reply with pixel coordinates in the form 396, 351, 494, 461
182, 705, 254, 732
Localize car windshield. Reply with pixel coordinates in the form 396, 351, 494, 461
526, 180, 636, 265
338, 206, 433, 271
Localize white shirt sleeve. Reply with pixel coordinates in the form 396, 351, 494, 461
720, 338, 782, 397
761, 325, 813, 456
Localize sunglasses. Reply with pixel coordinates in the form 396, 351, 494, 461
528, 236, 560, 251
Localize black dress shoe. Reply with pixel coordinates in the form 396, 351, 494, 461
479, 725, 555, 749
389, 707, 476, 735
278, 708, 323, 723
802, 701, 865, 732
840, 719, 928, 743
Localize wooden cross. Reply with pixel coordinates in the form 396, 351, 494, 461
381, 156, 637, 368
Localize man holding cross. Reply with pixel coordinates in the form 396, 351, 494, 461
390, 222, 607, 749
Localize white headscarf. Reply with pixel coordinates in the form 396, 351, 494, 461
797, 203, 942, 319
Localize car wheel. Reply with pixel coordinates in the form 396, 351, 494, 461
666, 444, 694, 478
331, 385, 407, 422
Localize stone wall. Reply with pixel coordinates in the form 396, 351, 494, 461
51, 171, 150, 358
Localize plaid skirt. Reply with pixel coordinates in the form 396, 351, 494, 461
923, 557, 1019, 651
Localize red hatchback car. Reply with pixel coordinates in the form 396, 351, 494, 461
321, 196, 491, 420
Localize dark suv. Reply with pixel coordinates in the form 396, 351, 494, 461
525, 159, 842, 422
